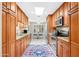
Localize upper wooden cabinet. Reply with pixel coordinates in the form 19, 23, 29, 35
17, 6, 22, 22
56, 9, 60, 18
60, 4, 64, 16
71, 2, 78, 9
7, 2, 11, 10
17, 5, 28, 26
11, 2, 16, 12
64, 2, 70, 26
2, 2, 7, 7
47, 15, 52, 32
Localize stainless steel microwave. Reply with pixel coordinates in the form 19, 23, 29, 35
56, 16, 64, 27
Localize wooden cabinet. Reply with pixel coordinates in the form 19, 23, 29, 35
64, 2, 70, 26
3, 2, 7, 6
71, 43, 79, 56
2, 11, 7, 57
7, 2, 11, 9
57, 38, 70, 57
11, 2, 16, 12
57, 39, 63, 57
7, 13, 16, 57
69, 2, 79, 56
71, 12, 78, 44
16, 35, 31, 57
47, 15, 52, 32
2, 2, 16, 57
16, 5, 28, 27
52, 13, 56, 27
60, 4, 64, 16
16, 40, 21, 57
63, 41, 70, 56
71, 2, 78, 9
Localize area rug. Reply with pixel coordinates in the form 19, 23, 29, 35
22, 44, 56, 57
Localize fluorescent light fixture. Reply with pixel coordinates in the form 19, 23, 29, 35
35, 7, 45, 15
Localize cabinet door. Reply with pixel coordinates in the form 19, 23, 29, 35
53, 13, 56, 27
63, 41, 70, 57
16, 40, 21, 57
2, 2, 7, 7
71, 11, 78, 44
7, 2, 11, 9
17, 7, 21, 22
71, 43, 79, 56
7, 13, 16, 56
71, 2, 78, 9
2, 11, 7, 45
64, 2, 69, 26
20, 39, 24, 56
56, 9, 60, 18
11, 2, 16, 12
57, 40, 63, 57
10, 15, 16, 56
47, 15, 52, 32
60, 4, 64, 16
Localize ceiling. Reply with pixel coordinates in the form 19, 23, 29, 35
17, 2, 63, 23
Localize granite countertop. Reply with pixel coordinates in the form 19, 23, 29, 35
16, 33, 30, 40
57, 37, 69, 42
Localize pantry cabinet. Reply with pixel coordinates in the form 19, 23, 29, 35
69, 2, 79, 56
7, 13, 16, 57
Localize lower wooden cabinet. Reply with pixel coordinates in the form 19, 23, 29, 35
57, 38, 70, 57
15, 35, 31, 57
57, 40, 63, 57
71, 43, 79, 57
63, 41, 70, 57
16, 40, 21, 57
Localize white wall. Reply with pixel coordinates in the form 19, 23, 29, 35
0, 3, 2, 56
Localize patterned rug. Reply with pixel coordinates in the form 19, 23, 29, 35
22, 45, 56, 57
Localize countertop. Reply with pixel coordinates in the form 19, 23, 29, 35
57, 37, 69, 42
16, 33, 30, 40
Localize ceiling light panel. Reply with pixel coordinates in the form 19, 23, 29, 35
35, 7, 45, 15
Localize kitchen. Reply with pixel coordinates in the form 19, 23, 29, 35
0, 2, 79, 57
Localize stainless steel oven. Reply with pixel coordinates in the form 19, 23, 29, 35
56, 27, 69, 37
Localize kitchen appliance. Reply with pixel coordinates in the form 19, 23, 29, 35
56, 16, 64, 27
56, 27, 69, 37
